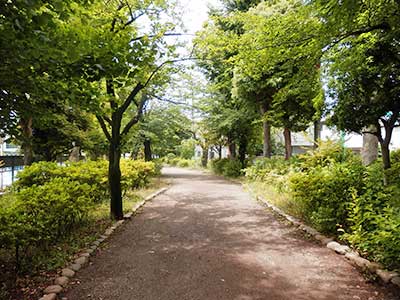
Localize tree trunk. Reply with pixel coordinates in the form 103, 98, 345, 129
144, 139, 152, 161
361, 125, 378, 166
313, 120, 321, 149
20, 116, 33, 165
238, 135, 247, 167
381, 141, 391, 170
69, 146, 80, 162
218, 145, 222, 159
201, 145, 208, 167
109, 140, 123, 220
283, 127, 292, 160
260, 103, 271, 158
228, 142, 236, 159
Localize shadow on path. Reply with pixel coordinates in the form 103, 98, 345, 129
62, 167, 398, 300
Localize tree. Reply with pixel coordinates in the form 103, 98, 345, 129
124, 104, 193, 159
1, 0, 183, 219
231, 0, 323, 159
315, 0, 400, 169
72, 1, 181, 219
328, 38, 400, 169
0, 0, 94, 165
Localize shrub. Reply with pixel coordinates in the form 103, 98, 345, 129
289, 161, 365, 234
177, 159, 190, 167
120, 160, 156, 190
211, 158, 243, 178
14, 161, 108, 202
13, 160, 155, 201
245, 157, 292, 181
210, 158, 227, 175
297, 140, 355, 171
0, 178, 94, 270
344, 166, 400, 269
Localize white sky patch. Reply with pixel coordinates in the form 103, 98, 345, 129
178, 0, 221, 34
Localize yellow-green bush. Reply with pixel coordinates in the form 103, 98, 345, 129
14, 161, 108, 202
120, 160, 156, 190
0, 178, 94, 270
14, 159, 156, 201
0, 159, 157, 271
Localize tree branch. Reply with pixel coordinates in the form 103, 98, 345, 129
121, 95, 148, 137
327, 22, 391, 50
118, 82, 144, 115
96, 115, 112, 141
142, 57, 195, 89
130, 33, 193, 43
150, 93, 189, 106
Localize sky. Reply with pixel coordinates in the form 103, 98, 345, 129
177, 0, 221, 34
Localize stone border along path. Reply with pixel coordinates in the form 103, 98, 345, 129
247, 187, 400, 289
38, 187, 169, 300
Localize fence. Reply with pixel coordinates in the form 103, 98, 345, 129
0, 156, 24, 190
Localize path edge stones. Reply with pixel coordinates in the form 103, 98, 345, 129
38, 186, 169, 300
247, 187, 400, 289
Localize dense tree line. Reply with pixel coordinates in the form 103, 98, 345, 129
195, 0, 400, 171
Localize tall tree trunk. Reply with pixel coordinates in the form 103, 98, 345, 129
361, 125, 378, 166
20, 116, 33, 165
381, 142, 390, 170
109, 107, 123, 220
144, 139, 152, 161
283, 127, 292, 160
228, 142, 236, 159
238, 135, 248, 167
218, 145, 222, 159
109, 140, 123, 219
313, 120, 321, 149
260, 103, 271, 158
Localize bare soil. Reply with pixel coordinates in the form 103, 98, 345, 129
62, 167, 399, 300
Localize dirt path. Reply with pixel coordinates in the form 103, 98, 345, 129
62, 167, 398, 300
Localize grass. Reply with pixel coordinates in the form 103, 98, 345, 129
0, 177, 169, 300
245, 180, 305, 221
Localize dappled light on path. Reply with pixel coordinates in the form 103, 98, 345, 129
63, 167, 395, 300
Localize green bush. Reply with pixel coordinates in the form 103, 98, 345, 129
14, 161, 108, 202
211, 158, 242, 178
120, 160, 156, 190
344, 166, 400, 269
297, 140, 355, 170
245, 157, 292, 180
289, 160, 365, 234
14, 160, 155, 201
210, 158, 226, 175
0, 178, 94, 270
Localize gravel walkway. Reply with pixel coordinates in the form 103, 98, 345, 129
62, 167, 398, 300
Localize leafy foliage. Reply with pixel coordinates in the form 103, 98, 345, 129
0, 178, 94, 271
210, 158, 242, 178
246, 141, 400, 268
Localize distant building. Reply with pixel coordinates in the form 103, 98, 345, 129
0, 137, 20, 156
281, 124, 400, 155
194, 145, 229, 160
